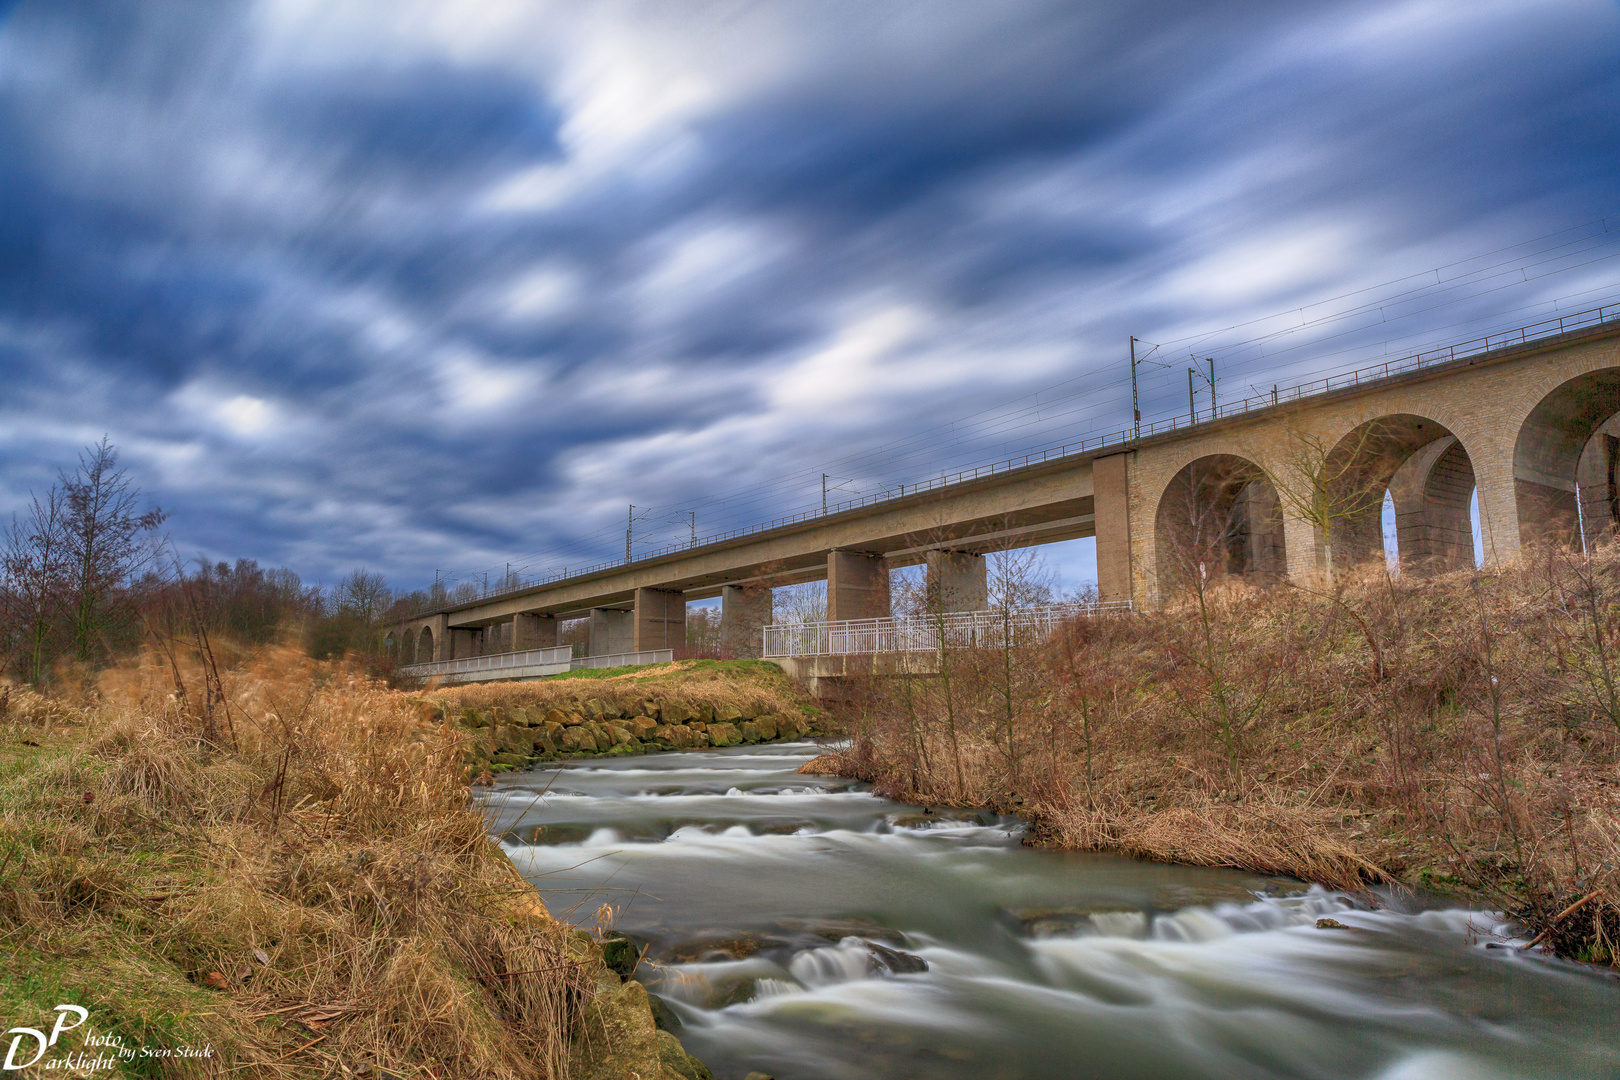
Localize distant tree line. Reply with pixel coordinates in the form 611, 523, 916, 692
0, 439, 403, 685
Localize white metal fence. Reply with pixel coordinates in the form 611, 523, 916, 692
762, 600, 1132, 658
399, 646, 674, 684
570, 649, 675, 671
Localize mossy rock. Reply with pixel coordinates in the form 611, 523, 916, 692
572, 980, 669, 1080
657, 1030, 715, 1080
600, 932, 640, 978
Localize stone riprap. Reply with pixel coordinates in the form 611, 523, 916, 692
438, 694, 824, 773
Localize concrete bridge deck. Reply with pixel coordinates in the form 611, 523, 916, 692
390, 306, 1620, 665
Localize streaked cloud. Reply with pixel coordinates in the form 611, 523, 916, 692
0, 0, 1615, 593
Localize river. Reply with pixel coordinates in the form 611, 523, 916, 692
488, 742, 1618, 1080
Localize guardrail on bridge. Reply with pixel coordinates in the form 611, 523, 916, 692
762, 600, 1132, 658
400, 647, 675, 684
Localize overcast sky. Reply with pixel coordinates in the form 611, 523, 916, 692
2, 0, 1617, 596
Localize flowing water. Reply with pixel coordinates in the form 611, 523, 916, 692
489, 743, 1618, 1080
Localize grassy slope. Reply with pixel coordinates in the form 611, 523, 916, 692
425, 658, 821, 720
0, 653, 662, 1079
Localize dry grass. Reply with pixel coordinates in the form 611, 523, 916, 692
426, 658, 816, 723
0, 645, 596, 1078
834, 548, 1620, 964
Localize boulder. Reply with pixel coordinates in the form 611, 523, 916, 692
582, 698, 606, 721
544, 708, 570, 726
715, 702, 744, 725
495, 725, 531, 755
600, 932, 640, 978
753, 715, 779, 741
561, 727, 598, 753
706, 723, 740, 747
629, 716, 659, 740
460, 707, 489, 728
531, 728, 557, 755
739, 721, 761, 744
464, 726, 495, 756
490, 752, 527, 768
698, 704, 716, 724
571, 980, 666, 1080
607, 724, 636, 747
690, 729, 712, 748
657, 1030, 715, 1080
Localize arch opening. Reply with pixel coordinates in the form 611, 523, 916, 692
1154, 454, 1286, 596
1323, 415, 1476, 577
418, 626, 434, 665
1516, 369, 1620, 550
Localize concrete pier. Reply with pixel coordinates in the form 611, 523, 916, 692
450, 627, 480, 660
588, 608, 633, 656
633, 587, 687, 651
924, 550, 987, 611
720, 585, 772, 657
512, 612, 558, 650
827, 550, 889, 621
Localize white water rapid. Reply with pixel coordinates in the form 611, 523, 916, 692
487, 743, 1617, 1080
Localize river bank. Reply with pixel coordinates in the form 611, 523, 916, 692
418, 659, 829, 774
814, 556, 1620, 967
0, 648, 716, 1079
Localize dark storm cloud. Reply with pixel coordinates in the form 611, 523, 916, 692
0, 0, 1616, 592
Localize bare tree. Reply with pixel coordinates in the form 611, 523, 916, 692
1265, 426, 1390, 588
773, 581, 827, 624
60, 438, 166, 663
2, 486, 71, 684
336, 568, 392, 625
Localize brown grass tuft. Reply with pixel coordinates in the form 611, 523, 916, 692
2, 643, 596, 1078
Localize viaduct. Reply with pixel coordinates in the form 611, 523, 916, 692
391, 310, 1620, 663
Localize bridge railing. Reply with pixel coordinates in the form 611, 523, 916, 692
416, 304, 1620, 617
763, 600, 1133, 658
398, 646, 676, 684
400, 645, 574, 682
570, 649, 676, 671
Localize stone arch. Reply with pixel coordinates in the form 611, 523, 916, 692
418, 625, 435, 664
1320, 414, 1476, 575
1154, 453, 1286, 596
1515, 368, 1620, 548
